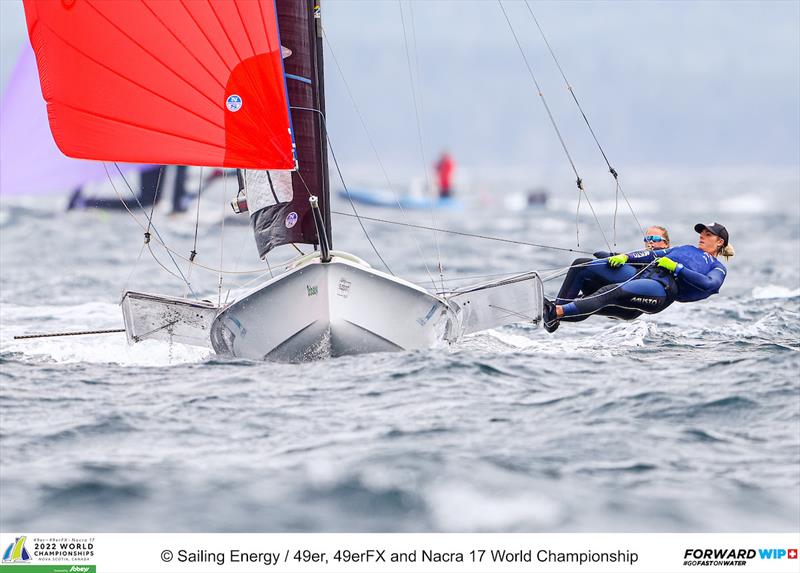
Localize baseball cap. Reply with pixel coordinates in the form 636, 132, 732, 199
694, 222, 729, 246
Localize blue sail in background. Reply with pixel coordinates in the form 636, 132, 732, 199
0, 44, 148, 197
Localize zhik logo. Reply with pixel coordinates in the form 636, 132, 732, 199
758, 548, 798, 559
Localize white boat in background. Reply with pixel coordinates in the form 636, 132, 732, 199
23, 0, 543, 361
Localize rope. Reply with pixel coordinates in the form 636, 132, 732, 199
14, 328, 125, 340
145, 165, 164, 234
331, 210, 593, 254
321, 25, 438, 287
523, 1, 645, 240
120, 242, 147, 299
104, 165, 303, 277
218, 169, 228, 306
326, 141, 394, 275
398, 0, 445, 292
185, 166, 204, 297
547, 259, 659, 304
289, 105, 394, 274
105, 163, 196, 297
497, 1, 611, 251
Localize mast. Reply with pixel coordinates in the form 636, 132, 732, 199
313, 1, 332, 246
249, 0, 331, 257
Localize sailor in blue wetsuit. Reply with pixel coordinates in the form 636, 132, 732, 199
555, 225, 671, 307
543, 223, 735, 333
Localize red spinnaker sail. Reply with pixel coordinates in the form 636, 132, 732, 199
22, 0, 295, 169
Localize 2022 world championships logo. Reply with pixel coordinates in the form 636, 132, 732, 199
2, 536, 32, 562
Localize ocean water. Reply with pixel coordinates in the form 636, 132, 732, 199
1, 168, 798, 532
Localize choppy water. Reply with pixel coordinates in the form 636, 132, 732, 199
1, 168, 798, 532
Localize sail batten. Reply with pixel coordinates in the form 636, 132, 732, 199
23, 0, 295, 169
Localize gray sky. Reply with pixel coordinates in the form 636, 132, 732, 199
3, 0, 798, 175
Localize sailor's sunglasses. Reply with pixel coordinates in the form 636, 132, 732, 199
643, 235, 665, 243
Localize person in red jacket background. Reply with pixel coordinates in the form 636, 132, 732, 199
435, 151, 455, 199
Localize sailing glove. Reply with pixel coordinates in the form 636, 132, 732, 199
607, 254, 629, 268
657, 256, 682, 274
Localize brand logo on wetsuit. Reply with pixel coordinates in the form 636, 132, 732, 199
631, 297, 659, 306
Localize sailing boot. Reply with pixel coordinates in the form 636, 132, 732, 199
542, 297, 559, 333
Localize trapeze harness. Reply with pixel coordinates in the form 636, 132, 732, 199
559, 246, 728, 321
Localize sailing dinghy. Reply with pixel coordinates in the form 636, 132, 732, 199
23, 0, 543, 361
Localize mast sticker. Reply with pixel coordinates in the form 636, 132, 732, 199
285, 212, 298, 228
226, 94, 242, 112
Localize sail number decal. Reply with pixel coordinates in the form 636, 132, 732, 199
226, 94, 243, 112
285, 212, 298, 228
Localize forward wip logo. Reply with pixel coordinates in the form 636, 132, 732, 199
759, 548, 798, 559
2, 536, 32, 562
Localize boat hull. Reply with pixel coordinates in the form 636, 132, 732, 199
210, 256, 457, 361
338, 188, 462, 210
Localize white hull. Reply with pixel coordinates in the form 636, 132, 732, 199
209, 254, 458, 361
121, 253, 543, 363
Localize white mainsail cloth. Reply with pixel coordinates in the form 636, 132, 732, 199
243, 170, 294, 213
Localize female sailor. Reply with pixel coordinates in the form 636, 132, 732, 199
543, 223, 734, 333
554, 225, 671, 306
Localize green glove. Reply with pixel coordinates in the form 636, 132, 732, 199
607, 254, 629, 268
657, 256, 678, 273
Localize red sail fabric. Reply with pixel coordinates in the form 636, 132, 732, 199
22, 0, 295, 169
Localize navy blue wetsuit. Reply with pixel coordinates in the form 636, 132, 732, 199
556, 251, 637, 305
555, 251, 649, 321
560, 245, 727, 321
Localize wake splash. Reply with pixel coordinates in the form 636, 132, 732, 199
1, 301, 210, 366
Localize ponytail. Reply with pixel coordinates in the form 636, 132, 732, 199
719, 244, 735, 260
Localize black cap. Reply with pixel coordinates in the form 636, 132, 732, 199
694, 222, 729, 246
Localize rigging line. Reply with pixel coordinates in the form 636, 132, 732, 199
186, 166, 204, 296
147, 241, 190, 284
107, 163, 195, 296
290, 105, 393, 274
497, 1, 611, 251
523, 0, 645, 239
224, 227, 266, 305
447, 271, 541, 295
413, 264, 599, 286
412, 269, 541, 286
408, 0, 446, 292
544, 259, 658, 303
120, 241, 147, 299
320, 26, 437, 287
486, 304, 538, 323
132, 319, 180, 342
325, 139, 394, 275
218, 169, 228, 307
539, 258, 655, 284
146, 165, 164, 233
107, 164, 274, 277
398, 0, 445, 292
330, 210, 593, 254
